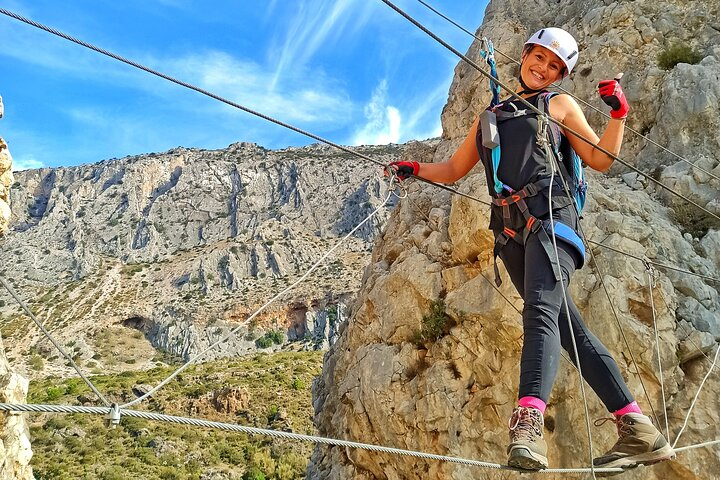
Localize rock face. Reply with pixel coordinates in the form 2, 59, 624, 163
0, 136, 34, 479
0, 337, 34, 480
0, 137, 13, 235
310, 1, 719, 479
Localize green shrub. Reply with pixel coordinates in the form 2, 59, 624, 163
243, 467, 266, 480
256, 330, 284, 348
413, 299, 455, 344
45, 386, 66, 401
267, 330, 284, 345
658, 42, 702, 70
291, 378, 305, 391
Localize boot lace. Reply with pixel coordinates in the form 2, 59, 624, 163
509, 407, 542, 442
594, 416, 635, 450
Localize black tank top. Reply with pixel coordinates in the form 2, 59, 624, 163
491, 93, 548, 191
476, 92, 573, 231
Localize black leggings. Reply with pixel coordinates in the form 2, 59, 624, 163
499, 232, 634, 412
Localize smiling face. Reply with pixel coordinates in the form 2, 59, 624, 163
520, 45, 566, 91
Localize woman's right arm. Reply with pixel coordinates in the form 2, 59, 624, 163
416, 117, 481, 184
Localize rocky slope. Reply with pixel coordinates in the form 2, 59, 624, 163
0, 140, 436, 378
309, 1, 720, 479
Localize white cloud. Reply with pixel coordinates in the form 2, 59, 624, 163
165, 51, 353, 126
352, 80, 402, 145
0, 10, 354, 128
269, 0, 376, 90
351, 72, 452, 146
12, 155, 44, 171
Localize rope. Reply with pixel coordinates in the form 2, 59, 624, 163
0, 275, 110, 407
379, 0, 720, 225
672, 343, 720, 449
540, 117, 596, 479
646, 265, 670, 443
674, 439, 720, 453
588, 240, 720, 283
0, 402, 623, 474
4, 400, 720, 467
0, 8, 489, 208
120, 178, 399, 408
390, 0, 674, 435
1, 8, 711, 283
413, 0, 720, 184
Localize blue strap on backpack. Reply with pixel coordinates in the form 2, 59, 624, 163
538, 92, 588, 215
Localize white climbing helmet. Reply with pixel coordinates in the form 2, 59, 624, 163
524, 27, 579, 77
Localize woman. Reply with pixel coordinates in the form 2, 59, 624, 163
389, 27, 673, 472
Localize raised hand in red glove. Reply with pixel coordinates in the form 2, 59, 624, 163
386, 161, 419, 180
598, 78, 629, 119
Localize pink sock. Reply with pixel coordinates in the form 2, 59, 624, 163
518, 396, 546, 414
613, 401, 642, 417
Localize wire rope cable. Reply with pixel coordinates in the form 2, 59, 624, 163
587, 240, 720, 283
121, 177, 399, 408
0, 402, 625, 474
674, 438, 720, 453
672, 343, 720, 449
541, 118, 596, 478
378, 0, 720, 225
0, 7, 489, 208
384, 0, 668, 432
2, 400, 718, 471
0, 275, 110, 406
646, 265, 671, 443
413, 0, 720, 184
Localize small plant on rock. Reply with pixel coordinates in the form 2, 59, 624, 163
657, 42, 702, 70
412, 299, 456, 344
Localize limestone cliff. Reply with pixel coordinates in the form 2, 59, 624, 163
310, 1, 719, 479
0, 137, 34, 479
0, 141, 432, 376
0, 137, 13, 235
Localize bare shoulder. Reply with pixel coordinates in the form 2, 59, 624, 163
548, 93, 582, 122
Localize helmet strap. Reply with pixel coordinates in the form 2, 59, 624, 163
517, 73, 543, 96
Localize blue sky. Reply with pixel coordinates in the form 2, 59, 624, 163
0, 0, 488, 170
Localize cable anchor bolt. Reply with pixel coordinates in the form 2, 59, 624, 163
643, 259, 658, 287
105, 403, 121, 429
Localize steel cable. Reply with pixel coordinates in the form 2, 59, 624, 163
379, 0, 720, 224
414, 0, 720, 183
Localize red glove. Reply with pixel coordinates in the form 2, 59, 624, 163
386, 161, 419, 180
598, 79, 629, 119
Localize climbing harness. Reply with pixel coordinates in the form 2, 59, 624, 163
477, 91, 587, 286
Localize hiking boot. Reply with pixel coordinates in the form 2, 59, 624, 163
507, 406, 548, 470
593, 413, 674, 476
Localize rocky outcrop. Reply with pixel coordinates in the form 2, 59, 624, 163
0, 138, 13, 235
310, 1, 719, 479
0, 134, 34, 479
0, 335, 34, 480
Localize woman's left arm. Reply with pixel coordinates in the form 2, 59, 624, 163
549, 94, 625, 173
